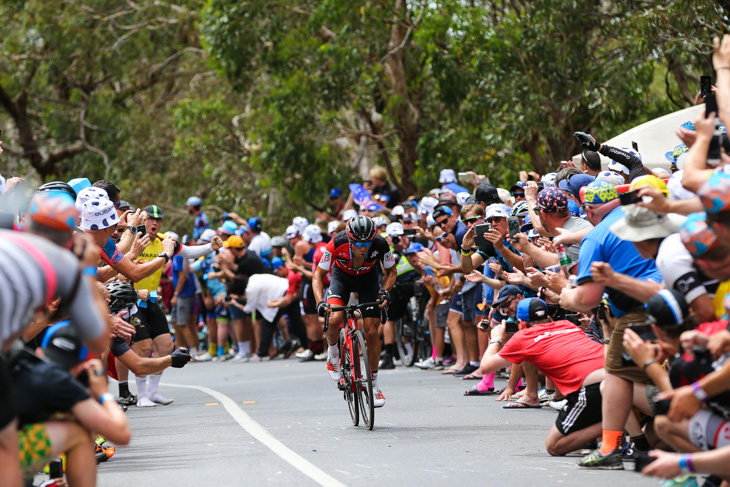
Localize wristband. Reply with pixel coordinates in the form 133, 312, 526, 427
717, 67, 730, 71
692, 381, 709, 402
125, 225, 137, 234
678, 454, 696, 474
641, 359, 656, 371
461, 249, 472, 256
99, 392, 115, 405
82, 266, 98, 277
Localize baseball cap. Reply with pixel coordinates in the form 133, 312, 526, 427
80, 198, 120, 231
630, 175, 668, 197
292, 216, 309, 233
391, 205, 405, 216
144, 205, 165, 219
373, 216, 389, 228
558, 174, 595, 200
439, 169, 457, 184
646, 289, 689, 328
431, 206, 453, 221
516, 298, 548, 322
698, 169, 730, 214
607, 160, 630, 176
75, 186, 109, 210
680, 212, 719, 257
541, 173, 557, 188
582, 180, 619, 205
456, 191, 472, 207
386, 222, 404, 237
493, 285, 522, 306
419, 196, 439, 215
485, 203, 510, 220
223, 235, 245, 249
327, 220, 340, 234
285, 225, 298, 239
303, 224, 323, 243
342, 209, 358, 221
536, 187, 569, 212
67, 178, 92, 195
199, 229, 217, 243
509, 182, 526, 194
186, 196, 202, 207
329, 188, 343, 198
248, 217, 262, 232
475, 183, 501, 205
218, 220, 238, 236
667, 171, 698, 201
609, 205, 685, 242
42, 321, 88, 369
402, 200, 417, 209
404, 242, 424, 255
271, 257, 285, 270
28, 193, 79, 232
595, 171, 625, 186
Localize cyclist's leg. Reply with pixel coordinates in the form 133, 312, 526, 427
362, 316, 382, 373
147, 302, 175, 404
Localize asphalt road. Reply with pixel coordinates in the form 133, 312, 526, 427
97, 358, 660, 487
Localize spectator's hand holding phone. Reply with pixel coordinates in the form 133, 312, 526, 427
622, 328, 655, 366
657, 385, 702, 422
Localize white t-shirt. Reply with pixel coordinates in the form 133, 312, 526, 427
248, 232, 272, 258
656, 233, 717, 304
244, 273, 289, 322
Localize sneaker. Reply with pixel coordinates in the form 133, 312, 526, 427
379, 353, 395, 370
231, 353, 251, 363
298, 349, 315, 362
211, 354, 231, 362
430, 360, 444, 371
117, 394, 137, 406
576, 448, 624, 470
620, 443, 640, 462
136, 396, 156, 408
326, 353, 341, 381
283, 338, 301, 359
295, 349, 312, 360
393, 357, 403, 367
416, 357, 435, 369
537, 388, 555, 402
249, 354, 270, 362
149, 392, 174, 405
373, 388, 386, 408
660, 475, 698, 487
452, 363, 478, 377
548, 399, 568, 411
228, 348, 237, 357
194, 351, 213, 362
313, 352, 327, 361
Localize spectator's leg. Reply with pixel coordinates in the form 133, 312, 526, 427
599, 373, 633, 454
545, 422, 603, 457
45, 421, 95, 487
654, 415, 698, 453
444, 310, 466, 372
0, 420, 21, 487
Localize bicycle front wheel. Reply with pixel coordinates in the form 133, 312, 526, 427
340, 328, 358, 426
353, 329, 375, 430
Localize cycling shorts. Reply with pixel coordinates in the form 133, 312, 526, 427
689, 409, 730, 450
18, 423, 52, 474
133, 301, 170, 340
387, 282, 415, 322
0, 355, 15, 429
555, 383, 603, 436
327, 267, 380, 319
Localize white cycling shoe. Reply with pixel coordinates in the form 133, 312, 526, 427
373, 389, 386, 408
326, 352, 341, 381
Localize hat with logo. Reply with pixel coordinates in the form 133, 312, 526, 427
493, 285, 522, 307
75, 187, 109, 210
303, 224, 323, 244
223, 235, 245, 249
292, 216, 309, 234
582, 180, 619, 205
516, 298, 548, 322
680, 212, 719, 257
144, 205, 165, 219
329, 188, 343, 198
218, 220, 238, 236
609, 205, 685, 242
186, 196, 202, 207
698, 169, 730, 214
42, 321, 88, 369
431, 205, 453, 221
248, 217, 262, 232
439, 169, 457, 184
536, 187, 569, 213
595, 171, 625, 186
386, 222, 404, 237
327, 220, 340, 234
509, 181, 526, 194
80, 198, 120, 230
541, 173, 557, 188
456, 191, 472, 207
485, 203, 510, 220
475, 183, 502, 205
285, 225, 298, 239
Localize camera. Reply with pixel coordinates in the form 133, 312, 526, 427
223, 295, 232, 304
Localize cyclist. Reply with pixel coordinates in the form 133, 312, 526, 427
313, 215, 396, 408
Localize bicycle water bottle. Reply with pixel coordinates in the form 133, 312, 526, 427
557, 244, 571, 278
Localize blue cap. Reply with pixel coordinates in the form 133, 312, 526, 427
404, 242, 424, 255
516, 298, 548, 322
186, 196, 202, 207
329, 188, 343, 198
218, 220, 238, 235
558, 174, 596, 200
567, 199, 583, 217
67, 178, 91, 194
248, 217, 262, 232
271, 257, 285, 270
493, 285, 522, 306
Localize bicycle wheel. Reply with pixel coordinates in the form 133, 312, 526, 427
339, 328, 358, 426
395, 316, 416, 367
353, 329, 375, 430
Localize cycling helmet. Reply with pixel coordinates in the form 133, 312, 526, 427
510, 200, 529, 218
27, 192, 78, 232
106, 281, 138, 314
37, 181, 77, 200
346, 215, 376, 242
271, 236, 288, 248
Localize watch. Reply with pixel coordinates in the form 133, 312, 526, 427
489, 338, 502, 345
157, 252, 170, 264
126, 225, 137, 234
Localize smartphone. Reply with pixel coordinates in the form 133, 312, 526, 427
505, 320, 518, 334
706, 93, 723, 166
565, 313, 581, 326
627, 322, 657, 341
136, 225, 147, 236
701, 75, 712, 98
474, 222, 491, 249
477, 320, 490, 332
403, 228, 418, 235
618, 190, 641, 206
632, 140, 639, 152
507, 217, 520, 241
706, 92, 719, 117
458, 172, 470, 182
49, 457, 63, 479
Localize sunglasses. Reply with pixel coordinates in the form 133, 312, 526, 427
462, 216, 481, 224
436, 218, 449, 227
435, 234, 447, 242
497, 296, 516, 310
486, 217, 504, 223
350, 241, 372, 248
512, 192, 525, 198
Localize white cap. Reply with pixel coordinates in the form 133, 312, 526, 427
80, 198, 120, 230
302, 224, 322, 243
426, 214, 436, 227
419, 196, 439, 215
292, 216, 309, 234
542, 173, 557, 188
485, 203, 510, 220
285, 225, 298, 239
497, 188, 511, 205
667, 171, 698, 201
607, 160, 630, 176
75, 187, 109, 210
456, 191, 471, 206
386, 222, 404, 237
327, 220, 340, 234
342, 209, 358, 222
199, 229, 217, 242
391, 205, 405, 216
165, 231, 180, 241
595, 171, 625, 186
652, 167, 671, 178
373, 216, 389, 228
439, 169, 457, 184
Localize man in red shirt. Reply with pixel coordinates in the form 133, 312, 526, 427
480, 298, 606, 456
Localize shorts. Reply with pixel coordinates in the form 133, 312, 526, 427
228, 300, 249, 320
327, 267, 381, 319
132, 301, 170, 341
555, 382, 603, 435
388, 281, 415, 322
474, 283, 489, 316
460, 285, 477, 323
0, 355, 16, 430
302, 279, 317, 314
215, 304, 231, 321
644, 384, 661, 416
435, 302, 449, 328
174, 296, 195, 324
449, 293, 463, 315
689, 409, 730, 450
605, 308, 650, 383
18, 423, 52, 474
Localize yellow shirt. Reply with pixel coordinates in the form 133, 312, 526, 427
713, 279, 730, 318
134, 233, 168, 292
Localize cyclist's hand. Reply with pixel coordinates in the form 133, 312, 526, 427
84, 359, 108, 399
573, 131, 600, 151
377, 289, 390, 308
210, 236, 224, 251
317, 301, 330, 317
171, 347, 191, 368
110, 314, 135, 341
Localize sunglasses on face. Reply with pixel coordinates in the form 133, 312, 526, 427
497, 296, 516, 310
462, 216, 481, 224
351, 241, 372, 248
435, 234, 447, 242
487, 217, 504, 224
436, 218, 449, 227
512, 193, 525, 198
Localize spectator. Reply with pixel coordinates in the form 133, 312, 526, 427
369, 166, 401, 208
186, 196, 210, 240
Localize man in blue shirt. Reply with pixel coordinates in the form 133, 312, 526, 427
186, 196, 209, 240
560, 181, 663, 469
439, 169, 471, 195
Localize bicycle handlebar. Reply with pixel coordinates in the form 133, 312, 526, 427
323, 301, 388, 332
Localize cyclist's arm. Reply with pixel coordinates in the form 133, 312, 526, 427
116, 347, 172, 376
313, 266, 328, 305
381, 262, 397, 293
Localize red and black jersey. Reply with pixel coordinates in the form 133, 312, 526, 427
318, 231, 394, 276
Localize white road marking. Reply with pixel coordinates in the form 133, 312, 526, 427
165, 382, 346, 487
